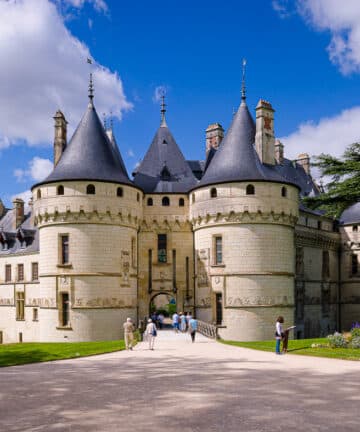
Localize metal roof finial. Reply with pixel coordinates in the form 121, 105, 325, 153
110, 110, 113, 130
160, 91, 167, 127
88, 72, 94, 105
102, 113, 107, 129
241, 58, 247, 105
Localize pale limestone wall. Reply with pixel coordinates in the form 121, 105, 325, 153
33, 181, 141, 342
0, 252, 40, 343
137, 194, 194, 319
339, 225, 360, 330
191, 182, 298, 341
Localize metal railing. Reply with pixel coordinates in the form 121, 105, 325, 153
197, 320, 218, 339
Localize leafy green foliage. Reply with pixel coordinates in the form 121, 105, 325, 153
327, 332, 348, 348
304, 142, 360, 217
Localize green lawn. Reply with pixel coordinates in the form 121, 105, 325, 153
221, 338, 360, 361
0, 340, 127, 367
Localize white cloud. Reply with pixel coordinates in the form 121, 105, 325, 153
127, 149, 135, 158
280, 105, 360, 160
0, 0, 131, 149
274, 0, 360, 74
14, 157, 53, 183
11, 190, 32, 206
153, 85, 168, 103
59, 0, 108, 13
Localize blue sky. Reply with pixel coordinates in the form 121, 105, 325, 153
1, 0, 360, 206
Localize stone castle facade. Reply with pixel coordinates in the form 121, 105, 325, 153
0, 84, 359, 344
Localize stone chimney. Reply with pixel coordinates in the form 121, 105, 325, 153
53, 110, 67, 166
297, 153, 310, 175
274, 139, 284, 164
0, 199, 4, 218
13, 198, 24, 230
206, 123, 224, 158
255, 99, 275, 165
28, 197, 34, 226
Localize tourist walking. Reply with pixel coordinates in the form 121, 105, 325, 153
186, 312, 192, 330
146, 318, 157, 350
123, 317, 135, 350
189, 316, 198, 342
158, 313, 164, 329
275, 316, 284, 354
180, 313, 187, 332
172, 312, 179, 332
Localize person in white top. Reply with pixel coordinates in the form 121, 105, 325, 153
275, 316, 284, 354
145, 318, 157, 350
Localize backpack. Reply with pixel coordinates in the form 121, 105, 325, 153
152, 325, 157, 337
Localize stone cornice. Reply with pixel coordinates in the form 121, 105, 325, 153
295, 226, 340, 250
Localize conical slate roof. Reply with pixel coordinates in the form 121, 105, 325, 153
340, 201, 360, 225
198, 101, 296, 188
133, 122, 197, 193
33, 102, 132, 188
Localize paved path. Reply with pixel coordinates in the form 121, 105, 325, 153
0, 330, 359, 432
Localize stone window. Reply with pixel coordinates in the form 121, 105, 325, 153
281, 186, 287, 197
351, 254, 358, 276
179, 198, 184, 207
33, 308, 38, 321
147, 197, 153, 206
137, 193, 140, 202
210, 188, 217, 198
117, 187, 123, 197
322, 251, 330, 280
246, 184, 255, 195
60, 292, 70, 327
32, 262, 39, 281
17, 264, 24, 282
213, 236, 223, 265
192, 193, 195, 203
353, 225, 358, 232
37, 189, 41, 199
131, 237, 136, 268
16, 291, 25, 320
60, 235, 69, 264
5, 264, 11, 282
158, 234, 167, 263
162, 196, 170, 206
86, 184, 95, 194
57, 185, 64, 195
216, 293, 223, 325
317, 220, 322, 230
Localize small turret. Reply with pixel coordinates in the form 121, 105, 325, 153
53, 110, 67, 166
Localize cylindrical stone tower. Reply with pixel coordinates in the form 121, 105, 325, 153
190, 93, 299, 341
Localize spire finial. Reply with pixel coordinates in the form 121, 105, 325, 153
88, 72, 94, 105
241, 58, 247, 105
102, 113, 107, 129
160, 92, 167, 127
110, 110, 113, 130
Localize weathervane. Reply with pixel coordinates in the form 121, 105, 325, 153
160, 90, 167, 127
241, 58, 247, 103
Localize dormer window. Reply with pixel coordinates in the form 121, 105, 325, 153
147, 198, 153, 206
162, 197, 170, 206
16, 230, 26, 249
210, 188, 217, 198
281, 186, 287, 197
117, 187, 123, 197
160, 165, 171, 181
57, 185, 64, 196
86, 184, 95, 195
246, 184, 255, 195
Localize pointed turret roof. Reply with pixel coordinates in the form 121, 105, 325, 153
133, 102, 197, 193
198, 99, 297, 189
33, 99, 132, 188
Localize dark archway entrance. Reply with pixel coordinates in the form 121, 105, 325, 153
149, 292, 176, 317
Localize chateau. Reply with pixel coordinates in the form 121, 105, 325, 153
0, 78, 359, 344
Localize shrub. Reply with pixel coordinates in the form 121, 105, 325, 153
351, 322, 360, 339
351, 336, 360, 349
327, 332, 348, 348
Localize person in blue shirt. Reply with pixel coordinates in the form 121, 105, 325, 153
189, 317, 198, 343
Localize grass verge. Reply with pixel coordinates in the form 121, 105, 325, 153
0, 340, 127, 367
220, 338, 360, 361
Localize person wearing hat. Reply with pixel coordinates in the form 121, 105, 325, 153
123, 317, 135, 350
145, 318, 157, 350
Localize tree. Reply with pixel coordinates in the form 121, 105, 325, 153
304, 142, 360, 218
